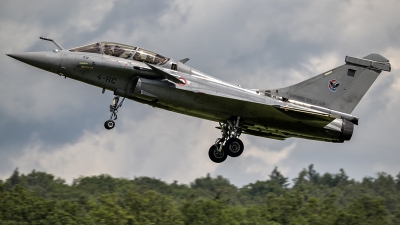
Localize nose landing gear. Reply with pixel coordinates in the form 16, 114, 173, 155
104, 96, 125, 130
208, 117, 244, 163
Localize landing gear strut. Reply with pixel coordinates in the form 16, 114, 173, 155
208, 117, 244, 163
104, 96, 125, 130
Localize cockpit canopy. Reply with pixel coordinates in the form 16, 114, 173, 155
69, 42, 170, 65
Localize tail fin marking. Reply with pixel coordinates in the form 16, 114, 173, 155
267, 54, 391, 114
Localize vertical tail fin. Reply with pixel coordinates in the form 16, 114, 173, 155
267, 54, 391, 113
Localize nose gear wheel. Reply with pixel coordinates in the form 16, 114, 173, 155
104, 95, 125, 130
104, 120, 115, 130
208, 117, 245, 163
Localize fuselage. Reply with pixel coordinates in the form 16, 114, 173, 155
8, 41, 349, 142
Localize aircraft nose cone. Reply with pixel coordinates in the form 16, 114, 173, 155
7, 52, 59, 73
7, 52, 46, 65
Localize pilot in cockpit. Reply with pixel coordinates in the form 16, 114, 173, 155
112, 46, 125, 57
92, 43, 101, 53
120, 51, 133, 59
103, 45, 113, 56
133, 51, 141, 61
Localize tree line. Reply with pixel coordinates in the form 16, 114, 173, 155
0, 165, 399, 224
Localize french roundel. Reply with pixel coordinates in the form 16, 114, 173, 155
178, 77, 187, 86
328, 79, 340, 92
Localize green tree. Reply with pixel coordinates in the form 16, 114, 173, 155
307, 164, 320, 185
336, 195, 389, 225
124, 190, 184, 225
0, 185, 56, 224
293, 168, 308, 188
5, 168, 21, 190
270, 167, 289, 188
181, 199, 241, 225
191, 174, 238, 204
89, 194, 131, 225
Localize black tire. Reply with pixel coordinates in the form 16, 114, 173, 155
104, 120, 115, 130
225, 138, 244, 157
208, 144, 227, 163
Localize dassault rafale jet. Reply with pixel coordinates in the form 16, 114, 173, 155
7, 37, 391, 163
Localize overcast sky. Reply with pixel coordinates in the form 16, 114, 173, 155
1, 0, 399, 186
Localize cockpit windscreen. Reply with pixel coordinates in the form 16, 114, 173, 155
133, 48, 169, 65
101, 42, 136, 59
69, 43, 101, 54
69, 42, 169, 65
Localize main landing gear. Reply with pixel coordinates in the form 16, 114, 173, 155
104, 95, 125, 130
208, 117, 244, 163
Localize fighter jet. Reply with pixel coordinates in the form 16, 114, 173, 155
7, 37, 391, 163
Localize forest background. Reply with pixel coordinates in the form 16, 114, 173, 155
1, 165, 399, 224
